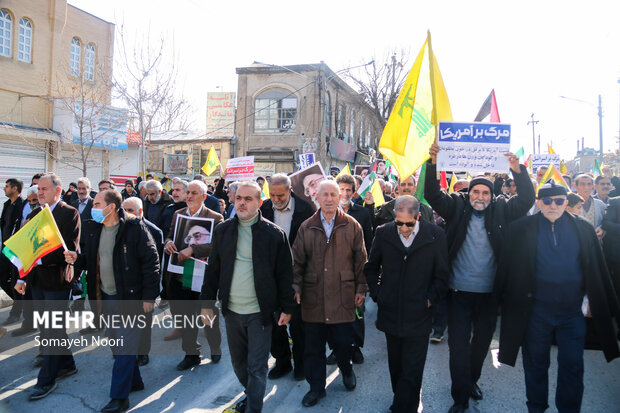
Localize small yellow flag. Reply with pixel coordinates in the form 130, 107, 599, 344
466, 173, 472, 182
560, 161, 568, 175
379, 31, 452, 180
335, 164, 351, 180
536, 163, 569, 194
202, 146, 220, 176
261, 182, 270, 200
448, 173, 457, 193
369, 180, 385, 208
548, 144, 556, 155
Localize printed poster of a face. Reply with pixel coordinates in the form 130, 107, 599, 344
167, 214, 214, 274
289, 162, 326, 211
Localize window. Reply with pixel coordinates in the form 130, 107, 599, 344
348, 111, 356, 144
324, 92, 331, 136
365, 128, 372, 148
70, 37, 80, 76
359, 119, 364, 148
17, 18, 32, 63
0, 9, 11, 58
254, 88, 297, 133
84, 43, 95, 81
336, 104, 345, 138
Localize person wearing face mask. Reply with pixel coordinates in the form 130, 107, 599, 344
425, 144, 535, 413
64, 189, 160, 413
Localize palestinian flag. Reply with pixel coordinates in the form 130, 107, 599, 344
183, 257, 207, 293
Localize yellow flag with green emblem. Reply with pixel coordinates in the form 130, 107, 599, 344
379, 31, 452, 180
202, 146, 220, 176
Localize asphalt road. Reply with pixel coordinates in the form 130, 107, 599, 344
0, 298, 619, 413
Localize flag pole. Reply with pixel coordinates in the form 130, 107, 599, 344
427, 30, 441, 180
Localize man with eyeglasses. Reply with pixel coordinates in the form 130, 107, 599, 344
498, 180, 620, 413
425, 144, 535, 413
163, 180, 223, 371
364, 195, 449, 413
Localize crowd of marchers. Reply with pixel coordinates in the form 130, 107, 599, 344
1, 144, 619, 413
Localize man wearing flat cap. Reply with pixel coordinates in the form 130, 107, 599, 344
497, 180, 620, 413
425, 144, 535, 413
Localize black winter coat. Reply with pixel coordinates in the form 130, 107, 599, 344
200, 211, 296, 326
364, 221, 449, 337
345, 203, 374, 255
76, 209, 160, 303
497, 213, 620, 365
424, 161, 535, 273
602, 197, 620, 265
260, 192, 313, 246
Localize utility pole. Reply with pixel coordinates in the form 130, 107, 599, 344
528, 113, 539, 154
538, 134, 541, 155
598, 94, 604, 158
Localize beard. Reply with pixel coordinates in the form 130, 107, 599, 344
470, 199, 490, 211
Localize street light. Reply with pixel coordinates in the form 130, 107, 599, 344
559, 94, 604, 159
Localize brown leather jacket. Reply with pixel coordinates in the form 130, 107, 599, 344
292, 208, 368, 324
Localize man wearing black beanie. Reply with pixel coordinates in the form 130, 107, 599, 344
425, 144, 535, 413
498, 179, 620, 413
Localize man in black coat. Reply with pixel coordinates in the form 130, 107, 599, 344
373, 175, 434, 228
498, 181, 620, 413
65, 190, 160, 413
425, 144, 535, 413
14, 173, 81, 401
201, 181, 295, 413
365, 195, 449, 413
601, 196, 620, 298
1, 178, 24, 324
143, 180, 173, 233
260, 173, 313, 381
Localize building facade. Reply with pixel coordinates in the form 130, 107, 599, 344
0, 0, 127, 199
234, 63, 382, 174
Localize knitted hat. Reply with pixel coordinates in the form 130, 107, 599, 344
469, 176, 494, 194
537, 179, 567, 199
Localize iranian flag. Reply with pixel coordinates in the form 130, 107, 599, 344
183, 257, 207, 293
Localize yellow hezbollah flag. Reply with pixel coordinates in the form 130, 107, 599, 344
335, 163, 351, 180
560, 160, 568, 174
2, 205, 65, 278
261, 182, 270, 200
548, 144, 556, 154
202, 146, 220, 176
448, 173, 457, 193
379, 31, 452, 180
536, 163, 569, 194
369, 180, 385, 208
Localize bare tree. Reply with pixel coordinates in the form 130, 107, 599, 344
113, 24, 190, 175
343, 49, 410, 128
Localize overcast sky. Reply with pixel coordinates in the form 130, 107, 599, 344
70, 0, 620, 160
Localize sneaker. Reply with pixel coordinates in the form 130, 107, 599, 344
430, 330, 444, 344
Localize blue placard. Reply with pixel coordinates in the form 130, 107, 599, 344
438, 122, 511, 144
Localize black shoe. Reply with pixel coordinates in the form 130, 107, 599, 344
57, 366, 78, 380
130, 382, 144, 393
210, 354, 221, 363
79, 326, 102, 335
29, 383, 57, 400
176, 355, 201, 371
3, 314, 20, 325
430, 330, 444, 344
235, 396, 247, 412
352, 347, 364, 364
268, 361, 292, 379
101, 398, 129, 412
302, 390, 326, 407
293, 365, 305, 381
326, 351, 336, 365
137, 355, 149, 366
342, 369, 356, 390
11, 325, 36, 337
470, 383, 483, 400
447, 403, 468, 413
32, 354, 44, 368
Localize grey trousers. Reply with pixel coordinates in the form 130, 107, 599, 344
225, 311, 272, 413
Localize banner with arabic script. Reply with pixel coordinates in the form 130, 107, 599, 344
437, 121, 511, 173
531, 154, 560, 172
225, 156, 255, 181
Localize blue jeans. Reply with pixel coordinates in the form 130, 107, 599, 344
522, 302, 586, 413
102, 293, 143, 399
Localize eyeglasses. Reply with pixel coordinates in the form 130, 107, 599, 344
184, 232, 208, 244
395, 221, 415, 227
541, 198, 566, 206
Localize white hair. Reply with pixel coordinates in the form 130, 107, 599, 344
122, 196, 143, 211
189, 179, 209, 195
26, 185, 38, 197
318, 179, 340, 195
145, 180, 163, 192
77, 177, 91, 189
